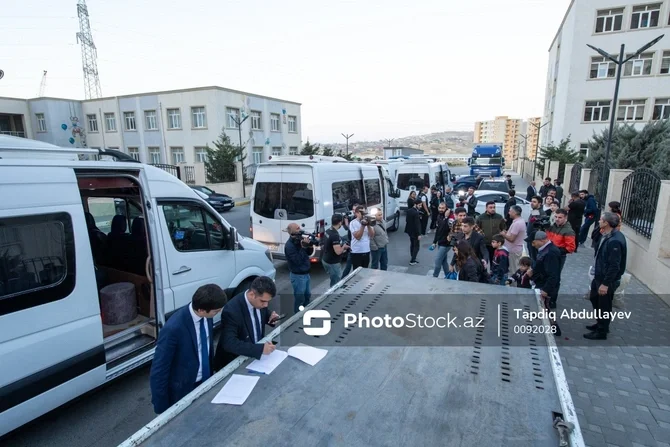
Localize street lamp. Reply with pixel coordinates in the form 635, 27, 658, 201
586, 34, 664, 207
518, 134, 529, 178
527, 121, 549, 181
229, 112, 250, 198
342, 133, 354, 155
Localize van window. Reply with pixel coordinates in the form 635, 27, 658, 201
0, 213, 75, 316
332, 180, 363, 213
397, 173, 429, 190
253, 182, 314, 220
364, 179, 382, 204
161, 203, 227, 251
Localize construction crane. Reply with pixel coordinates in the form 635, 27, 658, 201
76, 0, 102, 99
38, 70, 47, 97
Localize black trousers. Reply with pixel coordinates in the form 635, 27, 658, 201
486, 245, 495, 268
430, 209, 439, 229
559, 255, 566, 274
409, 235, 420, 261
351, 252, 370, 269
589, 279, 617, 333
420, 213, 429, 235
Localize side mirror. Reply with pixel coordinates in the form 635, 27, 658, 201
228, 226, 238, 250
451, 175, 456, 182
467, 158, 472, 166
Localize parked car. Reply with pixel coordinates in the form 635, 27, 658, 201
477, 178, 513, 194
473, 190, 531, 220
452, 175, 479, 194
190, 185, 235, 212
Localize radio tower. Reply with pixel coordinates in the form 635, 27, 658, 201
76, 0, 102, 99
38, 70, 47, 97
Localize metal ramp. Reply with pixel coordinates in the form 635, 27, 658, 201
135, 269, 580, 447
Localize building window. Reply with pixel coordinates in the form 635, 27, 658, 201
589, 56, 616, 79
617, 99, 646, 122
167, 108, 181, 129
171, 147, 184, 164
35, 113, 46, 132
87, 114, 99, 132
251, 111, 262, 130
288, 116, 297, 133
127, 147, 140, 161
661, 51, 670, 74
270, 113, 280, 132
148, 147, 161, 164
161, 203, 226, 252
583, 100, 611, 122
191, 107, 206, 129
653, 98, 670, 120
630, 3, 661, 29
595, 8, 623, 33
124, 112, 136, 131
227, 107, 240, 129
252, 147, 264, 165
289, 146, 298, 155
195, 147, 208, 163
579, 143, 589, 158
104, 113, 116, 132
144, 110, 158, 130
272, 147, 281, 156
623, 52, 653, 77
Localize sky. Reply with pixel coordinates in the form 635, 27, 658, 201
0, 0, 572, 143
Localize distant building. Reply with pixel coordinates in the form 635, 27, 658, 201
383, 146, 423, 158
474, 116, 541, 164
541, 0, 670, 157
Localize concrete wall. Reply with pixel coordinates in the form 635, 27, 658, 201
27, 98, 85, 147
0, 97, 33, 138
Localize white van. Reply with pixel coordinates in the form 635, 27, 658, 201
250, 155, 401, 262
395, 159, 454, 209
0, 137, 275, 437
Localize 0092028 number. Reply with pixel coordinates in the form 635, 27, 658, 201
513, 324, 557, 334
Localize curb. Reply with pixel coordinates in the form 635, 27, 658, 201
235, 199, 250, 206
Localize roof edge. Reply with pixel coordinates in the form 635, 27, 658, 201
549, 0, 576, 51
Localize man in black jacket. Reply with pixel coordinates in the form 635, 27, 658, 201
214, 276, 280, 370
285, 222, 313, 313
526, 181, 537, 201
539, 177, 555, 198
584, 212, 627, 340
404, 198, 422, 265
430, 202, 452, 277
530, 231, 562, 309
450, 216, 489, 272
464, 186, 478, 216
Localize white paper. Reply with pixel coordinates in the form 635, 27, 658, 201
287, 343, 328, 366
211, 374, 259, 405
246, 349, 288, 374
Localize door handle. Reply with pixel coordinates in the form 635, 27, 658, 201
172, 266, 192, 275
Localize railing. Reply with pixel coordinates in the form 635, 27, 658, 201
620, 168, 661, 239
244, 164, 258, 185
151, 164, 181, 180
568, 162, 583, 194
183, 165, 195, 185
0, 131, 26, 138
588, 161, 611, 208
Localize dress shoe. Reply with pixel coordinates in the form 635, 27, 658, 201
585, 324, 609, 333
583, 331, 607, 340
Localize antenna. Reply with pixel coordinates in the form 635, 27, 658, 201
76, 0, 102, 99
38, 70, 47, 97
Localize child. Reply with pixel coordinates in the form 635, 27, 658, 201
490, 235, 509, 285
506, 256, 533, 288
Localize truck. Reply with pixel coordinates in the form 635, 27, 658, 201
120, 268, 584, 447
468, 143, 505, 177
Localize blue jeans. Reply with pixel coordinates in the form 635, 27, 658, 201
341, 251, 353, 279
370, 247, 388, 270
433, 245, 451, 278
322, 261, 343, 287
579, 217, 595, 245
290, 272, 311, 313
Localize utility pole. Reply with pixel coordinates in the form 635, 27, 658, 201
342, 133, 354, 155
528, 120, 549, 181
38, 70, 47, 97
385, 138, 394, 147
587, 34, 664, 208
76, 0, 102, 99
230, 113, 250, 198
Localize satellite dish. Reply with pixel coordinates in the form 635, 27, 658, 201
0, 70, 4, 80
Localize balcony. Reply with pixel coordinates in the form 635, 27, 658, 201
0, 131, 26, 138
0, 113, 27, 138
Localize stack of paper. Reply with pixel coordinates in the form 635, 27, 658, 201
287, 343, 328, 366
246, 349, 288, 374
211, 374, 259, 405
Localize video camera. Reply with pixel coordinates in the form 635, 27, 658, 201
532, 215, 551, 231
296, 230, 320, 246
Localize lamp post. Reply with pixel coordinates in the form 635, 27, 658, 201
586, 34, 664, 208
342, 133, 354, 155
230, 112, 250, 198
518, 134, 529, 178
528, 121, 549, 181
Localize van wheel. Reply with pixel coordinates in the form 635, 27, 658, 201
389, 212, 400, 232
233, 278, 254, 297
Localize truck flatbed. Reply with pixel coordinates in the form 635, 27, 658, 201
123, 268, 583, 447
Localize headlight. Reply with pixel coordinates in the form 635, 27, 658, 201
265, 249, 273, 262
458, 190, 466, 197
368, 207, 379, 215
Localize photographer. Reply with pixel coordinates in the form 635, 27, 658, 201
340, 202, 359, 279
369, 210, 389, 270
284, 223, 314, 313
349, 205, 375, 269
322, 214, 350, 287
546, 208, 576, 274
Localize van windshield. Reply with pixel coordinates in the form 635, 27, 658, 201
396, 173, 429, 190
253, 182, 314, 220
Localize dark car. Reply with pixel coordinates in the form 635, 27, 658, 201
190, 185, 235, 212
452, 175, 479, 194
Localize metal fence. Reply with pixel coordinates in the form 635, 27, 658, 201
244, 164, 258, 185
151, 164, 181, 179
588, 161, 611, 208
620, 168, 661, 239
183, 165, 195, 184
568, 162, 583, 194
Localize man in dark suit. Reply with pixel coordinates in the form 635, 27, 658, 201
526, 181, 537, 201
404, 198, 422, 266
214, 276, 280, 370
150, 284, 227, 414
449, 216, 489, 271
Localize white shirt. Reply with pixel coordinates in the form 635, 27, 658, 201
244, 290, 262, 343
188, 304, 210, 382
349, 218, 371, 254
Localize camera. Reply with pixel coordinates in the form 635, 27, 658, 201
293, 230, 320, 246
360, 218, 369, 226
532, 215, 551, 231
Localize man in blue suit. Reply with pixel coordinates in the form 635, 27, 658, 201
213, 276, 280, 371
150, 284, 227, 414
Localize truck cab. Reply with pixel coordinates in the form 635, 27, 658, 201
468, 143, 505, 177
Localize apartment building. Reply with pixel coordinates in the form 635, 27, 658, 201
474, 116, 541, 164
541, 0, 670, 157
0, 86, 302, 167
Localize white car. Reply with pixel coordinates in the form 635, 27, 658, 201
472, 190, 532, 220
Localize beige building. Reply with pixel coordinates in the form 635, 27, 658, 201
474, 116, 542, 165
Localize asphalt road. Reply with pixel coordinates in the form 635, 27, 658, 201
4, 167, 527, 447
